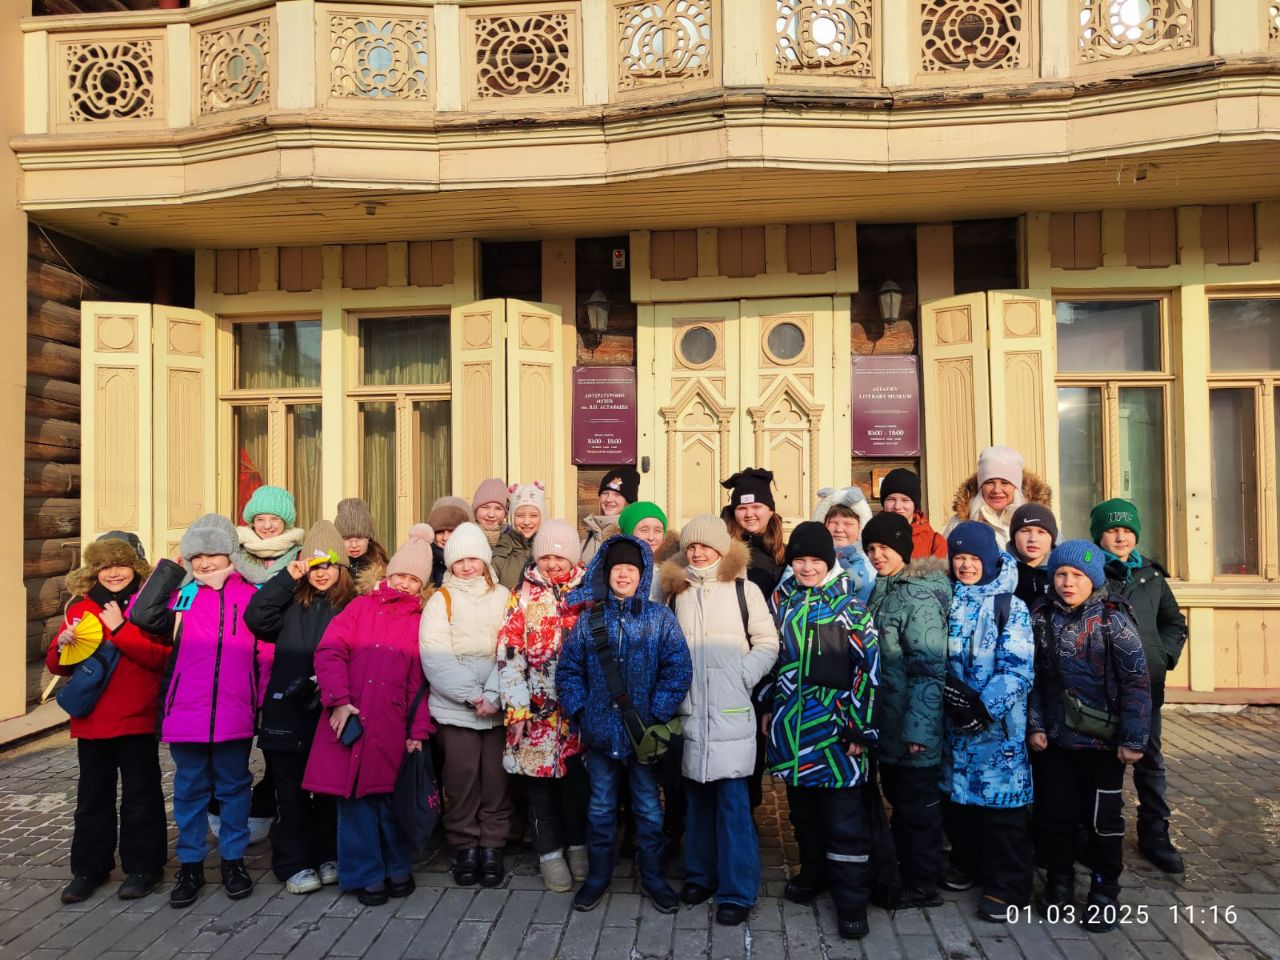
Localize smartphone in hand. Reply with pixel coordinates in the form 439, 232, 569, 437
339, 714, 364, 746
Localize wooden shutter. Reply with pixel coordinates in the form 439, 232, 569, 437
152, 307, 219, 559
504, 299, 568, 517
920, 293, 990, 529
987, 290, 1058, 500
450, 300, 507, 497
80, 302, 155, 549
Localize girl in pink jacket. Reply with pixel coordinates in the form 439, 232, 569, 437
129, 514, 271, 909
303, 530, 435, 906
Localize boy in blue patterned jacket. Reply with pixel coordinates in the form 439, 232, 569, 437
940, 521, 1035, 924
1028, 540, 1150, 933
765, 522, 879, 941
558, 535, 692, 916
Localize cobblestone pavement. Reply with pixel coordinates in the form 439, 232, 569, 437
1, 707, 1278, 959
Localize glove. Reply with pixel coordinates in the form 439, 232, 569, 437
943, 678, 993, 733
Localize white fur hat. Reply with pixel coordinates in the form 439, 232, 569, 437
813, 486, 872, 528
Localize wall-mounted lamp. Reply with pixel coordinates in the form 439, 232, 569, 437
862, 279, 902, 344
581, 289, 611, 351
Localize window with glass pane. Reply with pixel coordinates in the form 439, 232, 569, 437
360, 316, 450, 386
360, 402, 397, 548
1210, 390, 1260, 575
1056, 301, 1162, 373
1057, 387, 1104, 541
415, 400, 451, 521
288, 404, 322, 529
234, 406, 269, 520
235, 321, 322, 389
1117, 388, 1168, 567
1209, 299, 1280, 372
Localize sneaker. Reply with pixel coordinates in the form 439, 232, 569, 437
285, 869, 322, 895
319, 861, 339, 886
61, 875, 102, 904
357, 885, 389, 906
566, 846, 589, 883
1082, 875, 1122, 933
248, 816, 272, 845
169, 863, 205, 909
117, 871, 162, 900
976, 895, 1011, 923
573, 882, 607, 912
838, 911, 870, 940
221, 859, 253, 900
208, 813, 221, 839
1138, 821, 1185, 874
387, 875, 415, 898
940, 868, 976, 892
539, 855, 573, 893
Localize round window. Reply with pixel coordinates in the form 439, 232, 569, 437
679, 325, 717, 366
767, 322, 806, 361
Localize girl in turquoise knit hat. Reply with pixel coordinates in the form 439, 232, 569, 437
238, 485, 306, 584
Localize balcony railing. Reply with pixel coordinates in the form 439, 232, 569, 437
22, 0, 1240, 136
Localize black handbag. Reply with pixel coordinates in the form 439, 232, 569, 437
944, 593, 1011, 732
392, 682, 441, 855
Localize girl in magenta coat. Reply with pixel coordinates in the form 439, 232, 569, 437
303, 532, 435, 905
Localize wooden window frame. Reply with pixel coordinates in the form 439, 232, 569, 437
1053, 292, 1176, 573
1206, 289, 1280, 582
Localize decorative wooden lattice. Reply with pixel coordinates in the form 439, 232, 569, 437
330, 15, 431, 100
1078, 0, 1195, 61
919, 0, 1026, 72
473, 12, 574, 98
616, 0, 712, 88
774, 0, 874, 77
198, 18, 271, 114
64, 39, 156, 122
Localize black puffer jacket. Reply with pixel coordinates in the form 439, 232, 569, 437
1103, 556, 1187, 689
244, 568, 344, 752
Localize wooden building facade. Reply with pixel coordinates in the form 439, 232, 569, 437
5, 0, 1280, 717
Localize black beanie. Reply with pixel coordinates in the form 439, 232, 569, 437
1009, 503, 1059, 545
878, 468, 921, 509
599, 467, 641, 504
604, 538, 645, 579
785, 521, 836, 569
721, 468, 776, 511
862, 511, 913, 564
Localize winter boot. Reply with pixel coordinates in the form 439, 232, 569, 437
1138, 820, 1184, 874
1081, 873, 1122, 933
1039, 871, 1075, 914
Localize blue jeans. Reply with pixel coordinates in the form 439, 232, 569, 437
584, 751, 665, 889
337, 794, 412, 891
170, 739, 253, 864
683, 777, 759, 907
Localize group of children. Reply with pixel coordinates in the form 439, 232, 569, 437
50, 445, 1185, 940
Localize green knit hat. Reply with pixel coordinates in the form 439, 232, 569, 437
618, 501, 667, 536
242, 484, 298, 528
1090, 498, 1140, 544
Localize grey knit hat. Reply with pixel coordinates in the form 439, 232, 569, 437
334, 498, 376, 540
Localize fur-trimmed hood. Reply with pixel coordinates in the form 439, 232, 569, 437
900, 555, 949, 580
658, 539, 750, 597
652, 530, 682, 566
950, 469, 1052, 520
67, 538, 153, 597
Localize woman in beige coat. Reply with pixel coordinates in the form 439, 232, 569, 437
419, 523, 512, 889
658, 515, 780, 926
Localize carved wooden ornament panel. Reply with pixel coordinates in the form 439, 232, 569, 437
774, 0, 874, 78
329, 13, 432, 102
471, 10, 577, 102
920, 0, 1027, 72
1078, 0, 1195, 61
198, 17, 271, 115
616, 0, 713, 89
1271, 2, 1280, 46
62, 38, 158, 124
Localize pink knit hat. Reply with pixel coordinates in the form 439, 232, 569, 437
472, 478, 509, 513
977, 445, 1024, 489
386, 525, 434, 584
532, 519, 582, 564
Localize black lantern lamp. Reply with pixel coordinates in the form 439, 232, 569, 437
581, 289, 611, 351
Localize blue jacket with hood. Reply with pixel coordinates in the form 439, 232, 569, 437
557, 535, 693, 760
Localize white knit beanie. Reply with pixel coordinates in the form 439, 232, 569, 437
508, 481, 547, 518
443, 521, 492, 567
977, 445, 1024, 489
679, 514, 732, 556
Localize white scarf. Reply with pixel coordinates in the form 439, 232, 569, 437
237, 526, 305, 560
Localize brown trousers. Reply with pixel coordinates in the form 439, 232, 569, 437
437, 724, 512, 850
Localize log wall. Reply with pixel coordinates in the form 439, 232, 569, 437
24, 224, 146, 703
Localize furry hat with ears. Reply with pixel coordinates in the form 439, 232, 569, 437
813, 486, 873, 529
508, 481, 547, 518
67, 537, 153, 597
